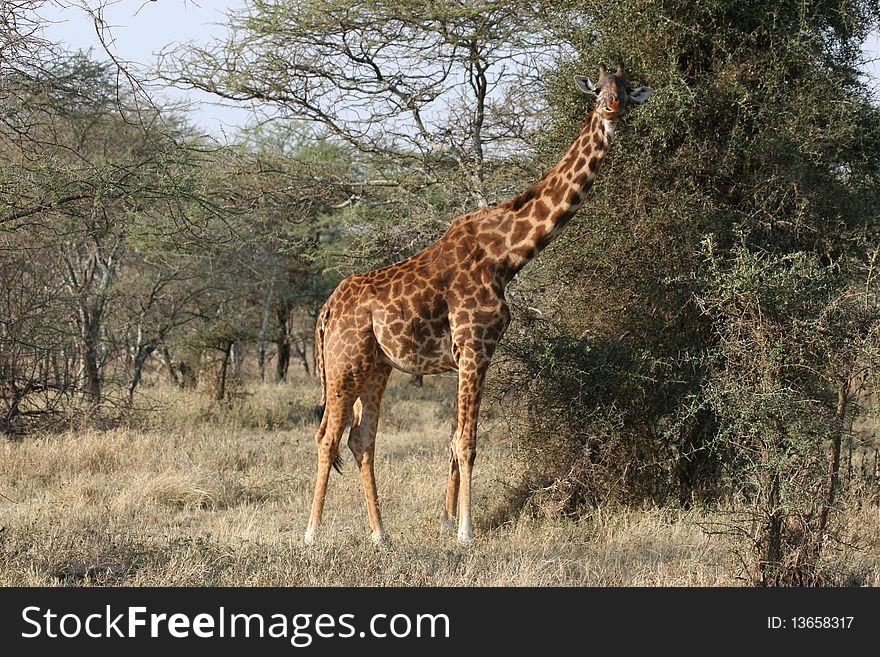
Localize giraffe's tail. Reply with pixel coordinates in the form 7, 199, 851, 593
314, 301, 330, 419
315, 300, 343, 475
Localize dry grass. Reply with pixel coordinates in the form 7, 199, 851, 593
0, 371, 877, 586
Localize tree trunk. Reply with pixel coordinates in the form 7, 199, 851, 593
41, 352, 49, 390
62, 347, 73, 391
215, 343, 232, 401
50, 351, 61, 390
157, 346, 180, 386
127, 333, 157, 405
79, 311, 102, 404
276, 340, 290, 383
817, 378, 848, 545
275, 301, 290, 383
754, 422, 784, 586
231, 342, 242, 377
294, 339, 310, 376
257, 261, 278, 382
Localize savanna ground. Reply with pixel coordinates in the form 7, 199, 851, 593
1, 371, 878, 587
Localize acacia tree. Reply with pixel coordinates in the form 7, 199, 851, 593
692, 244, 879, 584
162, 0, 557, 266
2, 4, 358, 423
1, 39, 136, 409
230, 124, 352, 383
0, 242, 74, 434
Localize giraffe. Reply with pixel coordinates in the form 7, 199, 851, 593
304, 64, 653, 545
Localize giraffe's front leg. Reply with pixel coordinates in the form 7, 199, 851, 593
450, 357, 488, 544
441, 396, 459, 535
441, 440, 459, 535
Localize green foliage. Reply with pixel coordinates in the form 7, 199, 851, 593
499, 0, 880, 583
687, 242, 879, 584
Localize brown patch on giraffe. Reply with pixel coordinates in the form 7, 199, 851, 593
544, 176, 565, 204
520, 246, 537, 261
510, 219, 531, 245
399, 337, 418, 352
485, 323, 504, 342
535, 232, 555, 251
454, 309, 471, 324
430, 301, 447, 319
480, 233, 506, 258
452, 269, 472, 288
467, 265, 481, 285
510, 188, 537, 212
455, 241, 472, 261
473, 310, 497, 325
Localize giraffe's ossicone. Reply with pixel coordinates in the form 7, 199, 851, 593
304, 64, 653, 545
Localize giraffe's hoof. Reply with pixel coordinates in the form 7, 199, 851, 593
370, 530, 389, 547
440, 519, 456, 535
456, 529, 474, 544
303, 529, 317, 546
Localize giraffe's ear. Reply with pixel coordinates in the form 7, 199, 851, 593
627, 86, 654, 104
574, 75, 598, 95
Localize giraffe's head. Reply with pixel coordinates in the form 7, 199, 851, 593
574, 64, 653, 122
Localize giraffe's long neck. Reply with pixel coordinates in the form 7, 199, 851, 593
483, 111, 616, 280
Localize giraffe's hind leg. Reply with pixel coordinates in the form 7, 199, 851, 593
304, 327, 378, 545
304, 390, 354, 545
441, 444, 460, 535
348, 360, 392, 544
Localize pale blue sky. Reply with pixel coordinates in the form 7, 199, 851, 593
38, 0, 252, 138
37, 0, 880, 139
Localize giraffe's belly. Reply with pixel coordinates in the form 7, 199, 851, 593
372, 317, 457, 375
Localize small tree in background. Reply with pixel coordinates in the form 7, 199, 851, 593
1, 49, 216, 417
693, 243, 879, 584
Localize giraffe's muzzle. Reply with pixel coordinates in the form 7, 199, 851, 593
603, 98, 622, 119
